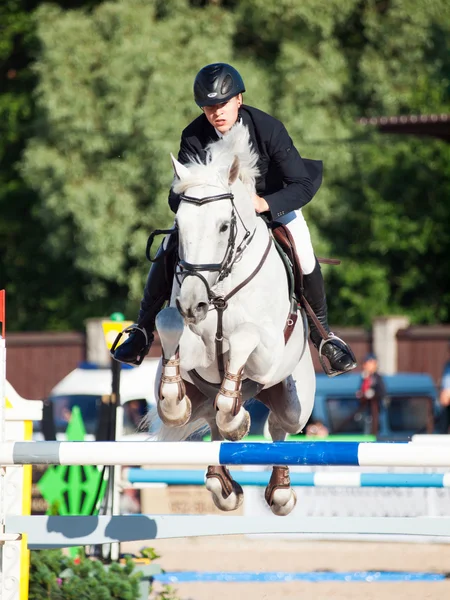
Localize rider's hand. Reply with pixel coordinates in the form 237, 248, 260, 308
253, 195, 270, 213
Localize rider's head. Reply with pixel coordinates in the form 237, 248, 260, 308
194, 63, 245, 134
363, 352, 379, 375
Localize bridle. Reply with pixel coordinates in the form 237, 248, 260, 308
174, 190, 256, 302
145, 189, 298, 378
174, 189, 272, 377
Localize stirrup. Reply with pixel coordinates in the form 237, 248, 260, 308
110, 324, 151, 366
318, 333, 357, 378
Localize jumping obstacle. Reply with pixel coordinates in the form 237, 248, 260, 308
126, 468, 450, 488
7, 514, 450, 549
2, 287, 450, 600
3, 440, 450, 467
0, 290, 44, 600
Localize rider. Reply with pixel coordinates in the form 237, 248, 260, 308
113, 63, 357, 376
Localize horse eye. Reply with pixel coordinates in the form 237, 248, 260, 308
219, 222, 229, 233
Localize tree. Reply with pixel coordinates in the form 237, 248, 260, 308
21, 0, 270, 325
323, 0, 450, 324
9, 0, 450, 329
0, 0, 109, 331
233, 0, 450, 324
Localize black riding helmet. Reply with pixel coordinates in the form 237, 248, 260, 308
194, 63, 245, 107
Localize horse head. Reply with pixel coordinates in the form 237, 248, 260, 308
171, 123, 259, 325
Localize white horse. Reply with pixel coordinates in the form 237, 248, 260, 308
154, 123, 315, 516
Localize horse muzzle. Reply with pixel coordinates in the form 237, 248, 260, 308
176, 295, 209, 325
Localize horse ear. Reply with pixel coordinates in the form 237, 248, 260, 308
228, 155, 240, 186
171, 153, 190, 180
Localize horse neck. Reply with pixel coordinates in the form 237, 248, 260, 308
231, 180, 258, 235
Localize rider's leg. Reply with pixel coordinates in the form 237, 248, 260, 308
277, 210, 356, 376
113, 237, 175, 365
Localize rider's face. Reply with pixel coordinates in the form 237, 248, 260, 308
202, 94, 242, 134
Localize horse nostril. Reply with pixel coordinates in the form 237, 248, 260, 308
196, 302, 208, 314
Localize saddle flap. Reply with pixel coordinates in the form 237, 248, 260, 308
272, 223, 304, 302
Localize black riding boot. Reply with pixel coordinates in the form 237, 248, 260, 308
303, 259, 357, 377
112, 242, 175, 366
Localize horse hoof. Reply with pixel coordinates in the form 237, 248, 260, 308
157, 396, 192, 427
206, 477, 244, 512
267, 488, 297, 517
218, 409, 251, 442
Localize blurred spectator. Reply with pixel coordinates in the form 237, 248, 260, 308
439, 344, 450, 406
122, 399, 148, 435
439, 343, 450, 431
356, 353, 387, 435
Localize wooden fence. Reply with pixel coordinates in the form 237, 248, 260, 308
5, 324, 450, 400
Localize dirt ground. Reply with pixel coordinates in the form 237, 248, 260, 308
122, 536, 450, 600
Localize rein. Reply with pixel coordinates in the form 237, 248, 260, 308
212, 234, 273, 377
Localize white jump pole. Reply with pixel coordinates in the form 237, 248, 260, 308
7, 514, 450, 548
3, 440, 450, 467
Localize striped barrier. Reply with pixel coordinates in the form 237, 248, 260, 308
3, 440, 450, 467
153, 571, 449, 583
125, 468, 450, 488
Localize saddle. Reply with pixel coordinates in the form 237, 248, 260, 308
271, 223, 340, 343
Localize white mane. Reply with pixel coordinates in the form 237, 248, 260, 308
172, 122, 259, 195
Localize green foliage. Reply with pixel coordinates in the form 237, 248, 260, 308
20, 0, 270, 323
0, 0, 111, 331
29, 549, 142, 600
1, 0, 450, 328
239, 0, 450, 325
155, 585, 181, 600
138, 546, 161, 561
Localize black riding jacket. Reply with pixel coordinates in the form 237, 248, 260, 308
168, 105, 323, 220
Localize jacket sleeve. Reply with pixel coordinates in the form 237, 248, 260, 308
374, 373, 387, 400
168, 137, 197, 214
263, 125, 315, 219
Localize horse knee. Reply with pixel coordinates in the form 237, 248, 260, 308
228, 324, 261, 370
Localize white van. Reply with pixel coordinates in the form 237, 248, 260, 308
38, 359, 160, 440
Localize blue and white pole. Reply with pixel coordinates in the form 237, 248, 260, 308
125, 468, 450, 489
1, 441, 450, 467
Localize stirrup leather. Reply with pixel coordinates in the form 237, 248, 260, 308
110, 324, 151, 366
318, 333, 357, 378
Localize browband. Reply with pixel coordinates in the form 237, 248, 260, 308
179, 193, 234, 205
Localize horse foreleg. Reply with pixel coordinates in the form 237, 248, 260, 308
155, 307, 191, 427
214, 323, 264, 441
